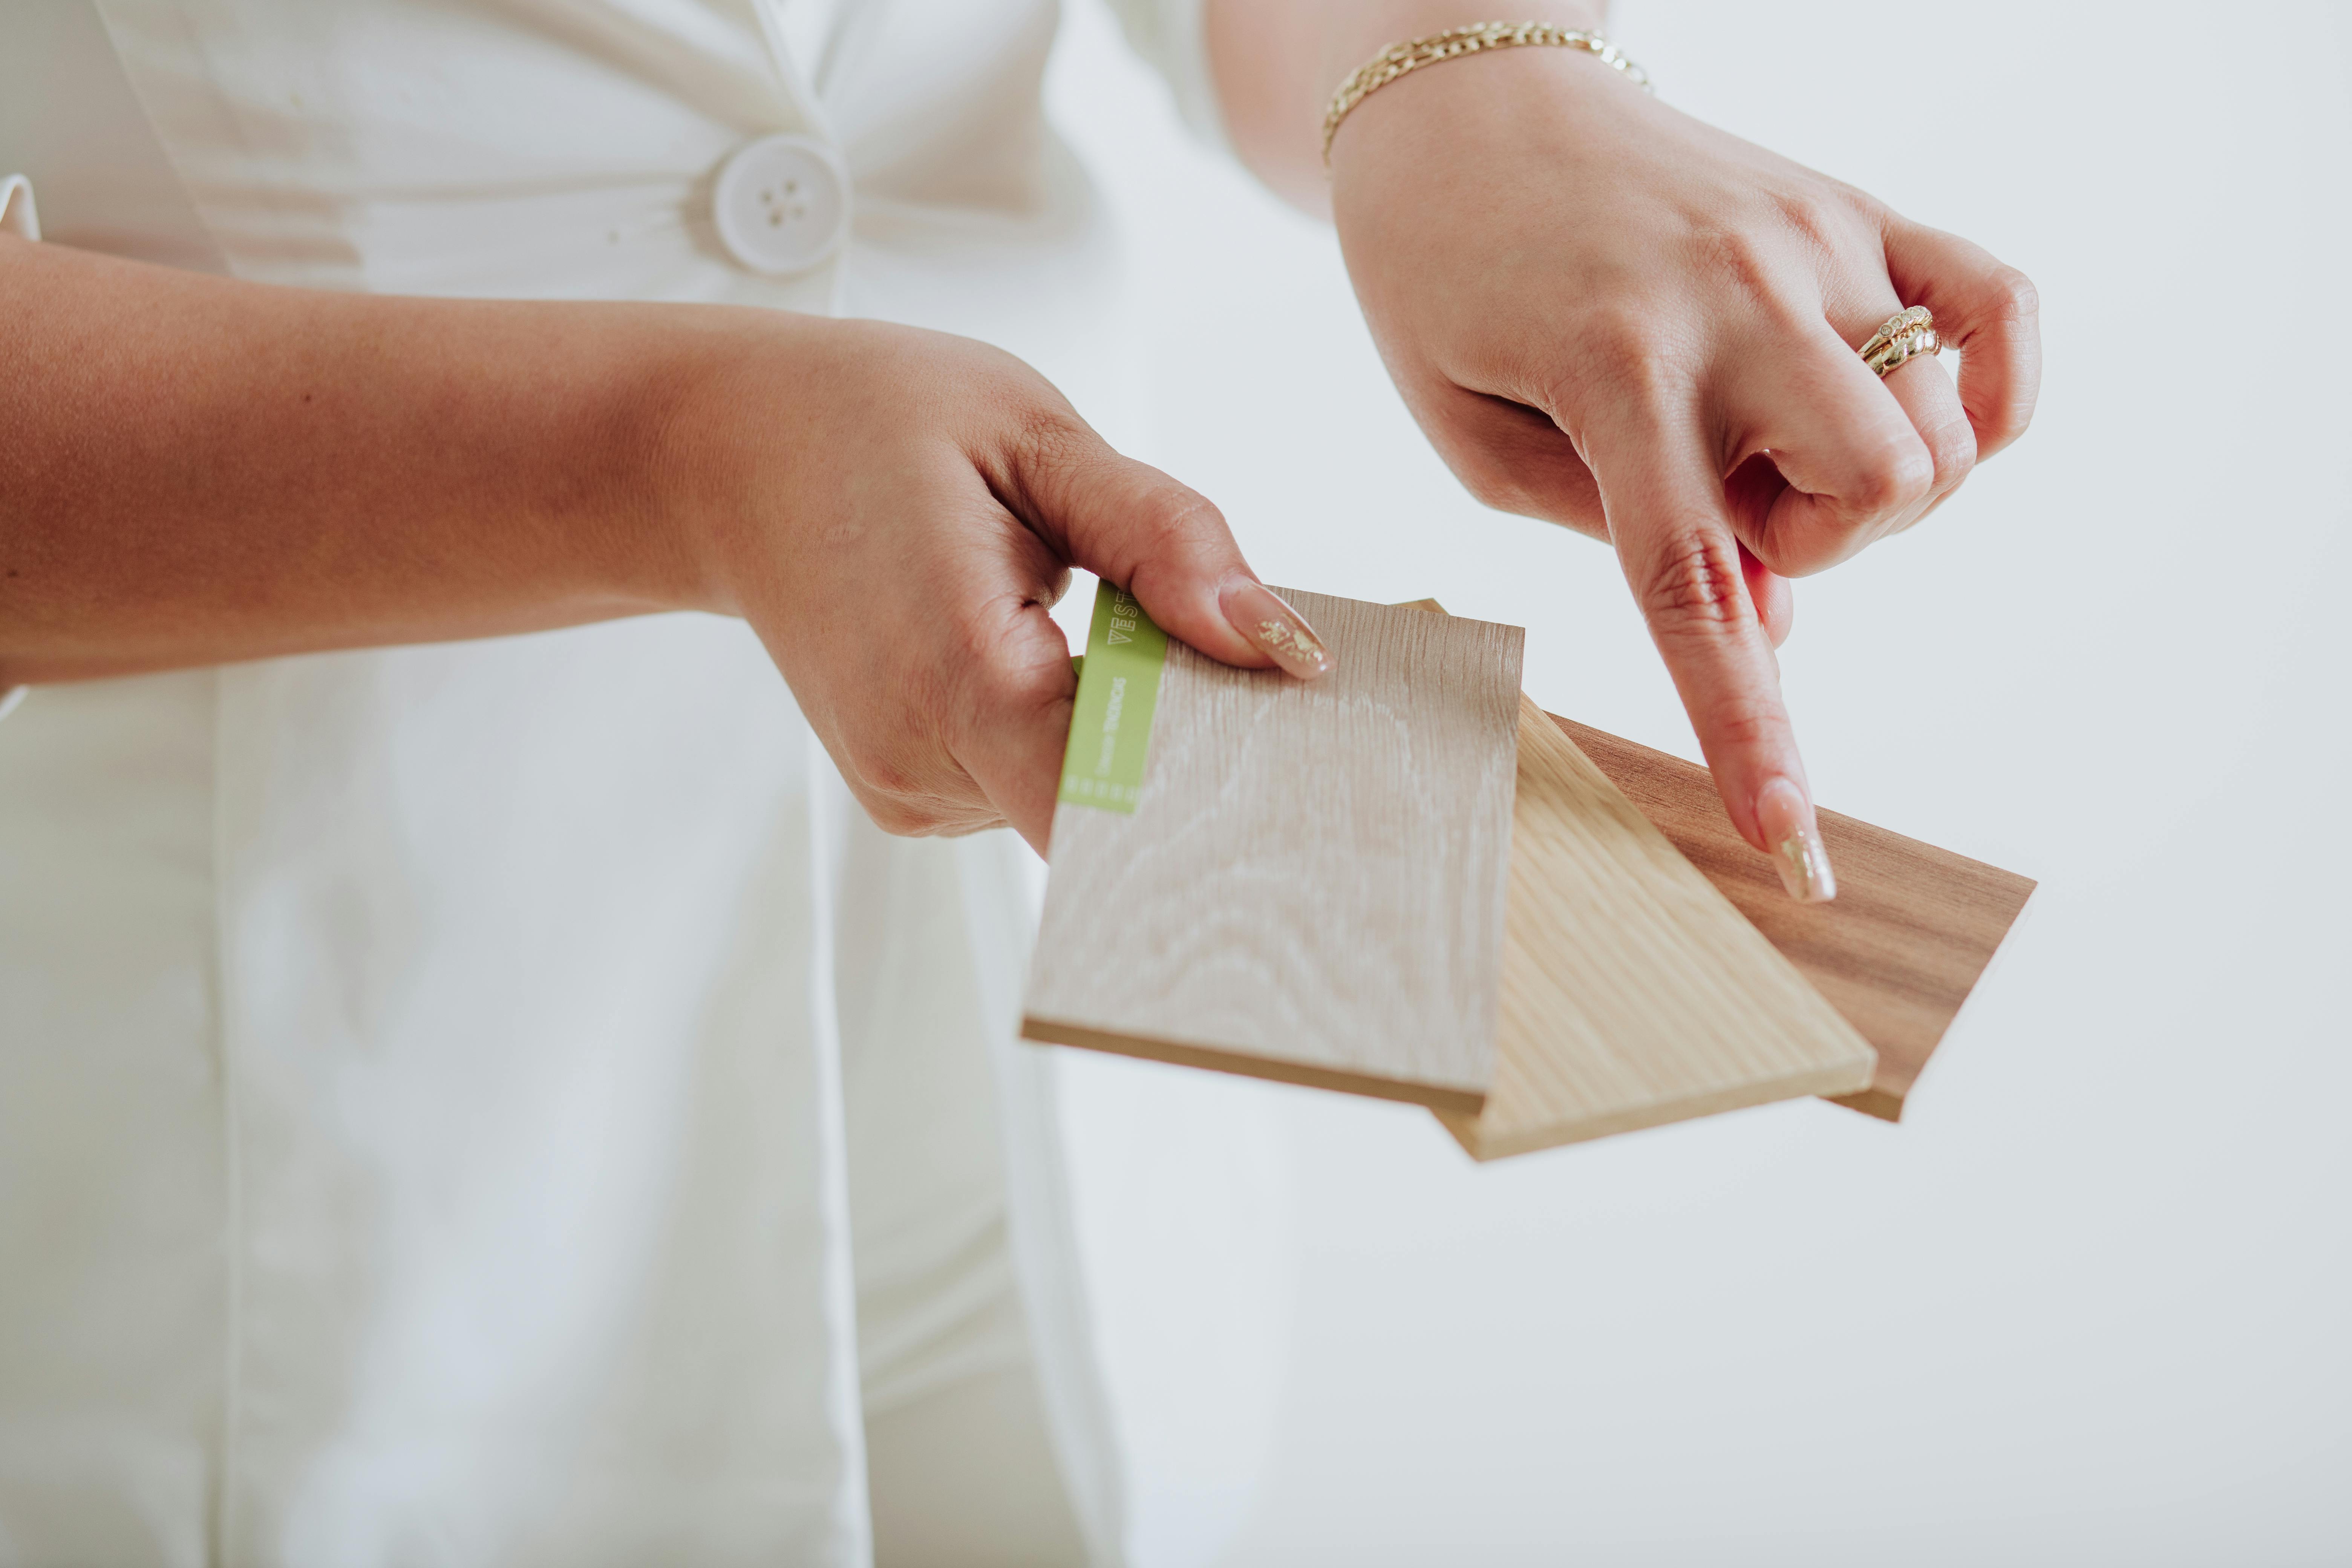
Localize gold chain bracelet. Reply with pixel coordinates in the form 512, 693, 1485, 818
1322, 23, 1652, 166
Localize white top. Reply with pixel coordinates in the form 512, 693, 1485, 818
0, 2, 1218, 1563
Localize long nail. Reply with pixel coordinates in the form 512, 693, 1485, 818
1220, 579, 1334, 679
1756, 776, 1836, 903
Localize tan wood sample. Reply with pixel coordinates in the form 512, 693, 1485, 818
1555, 718, 2037, 1122
1435, 694, 1879, 1159
1024, 590, 1525, 1112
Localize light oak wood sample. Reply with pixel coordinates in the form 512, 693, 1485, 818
1555, 718, 2037, 1122
1024, 590, 1525, 1112
1435, 694, 1879, 1159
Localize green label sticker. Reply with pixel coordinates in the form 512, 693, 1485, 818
1058, 579, 1168, 813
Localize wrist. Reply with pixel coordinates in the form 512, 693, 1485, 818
1315, 1, 1611, 103
626, 308, 825, 621
1323, 16, 1646, 196
1209, 0, 1611, 213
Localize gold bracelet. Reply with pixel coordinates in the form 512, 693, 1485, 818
1322, 22, 1652, 167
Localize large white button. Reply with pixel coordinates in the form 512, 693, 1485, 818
712, 134, 849, 276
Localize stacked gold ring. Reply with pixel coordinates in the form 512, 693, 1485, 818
1859, 306, 1940, 378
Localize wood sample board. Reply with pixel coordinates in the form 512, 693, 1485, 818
1436, 694, 1879, 1160
1024, 590, 1525, 1112
1556, 718, 2037, 1122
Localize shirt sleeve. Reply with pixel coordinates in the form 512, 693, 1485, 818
1096, 0, 1232, 154
2, 176, 36, 722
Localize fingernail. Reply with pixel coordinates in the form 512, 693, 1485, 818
1756, 776, 1836, 903
1220, 579, 1334, 679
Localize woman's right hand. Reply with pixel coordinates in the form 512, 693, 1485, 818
663, 315, 1333, 853
0, 241, 1323, 854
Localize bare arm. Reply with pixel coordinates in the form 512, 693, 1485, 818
0, 236, 1327, 849
0, 234, 720, 684
1202, 0, 2037, 900
1209, 0, 1607, 214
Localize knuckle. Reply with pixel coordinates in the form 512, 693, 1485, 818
949, 597, 1060, 703
837, 692, 961, 837
1637, 529, 1752, 636
1769, 191, 1868, 263
850, 749, 930, 814
1771, 193, 1835, 248
859, 793, 934, 838
1563, 317, 1695, 423
937, 604, 1071, 755
967, 648, 1063, 727
926, 811, 1008, 841
1744, 531, 1819, 579
850, 752, 990, 841
1132, 482, 1225, 552
1923, 418, 1977, 490
1571, 302, 1658, 364
946, 601, 1012, 673
850, 766, 934, 834
1849, 435, 1936, 514
1006, 401, 1091, 477
1418, 392, 1600, 528
1444, 447, 1526, 514
1983, 406, 2034, 451
1569, 303, 1675, 386
1694, 225, 1797, 308
1987, 264, 2040, 327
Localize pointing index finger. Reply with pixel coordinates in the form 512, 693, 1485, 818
1590, 405, 1837, 902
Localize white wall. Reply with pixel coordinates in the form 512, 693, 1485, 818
1041, 3, 2352, 1564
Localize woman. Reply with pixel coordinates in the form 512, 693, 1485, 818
0, 0, 2037, 1562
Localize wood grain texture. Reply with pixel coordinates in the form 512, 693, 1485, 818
1555, 718, 2037, 1122
1024, 590, 1525, 1112
1435, 695, 1879, 1159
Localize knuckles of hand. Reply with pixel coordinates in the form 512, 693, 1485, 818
845, 750, 952, 827
1843, 434, 1939, 520
1763, 187, 1880, 262
1979, 264, 2042, 331
840, 717, 1004, 840
855, 785, 999, 840
1916, 415, 1978, 494
1634, 530, 1753, 637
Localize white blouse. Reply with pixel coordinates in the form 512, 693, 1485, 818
0, 2, 1219, 1563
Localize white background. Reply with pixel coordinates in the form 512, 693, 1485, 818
1035, 2, 2352, 1565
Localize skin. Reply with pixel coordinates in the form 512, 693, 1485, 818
1214, 0, 2040, 870
0, 243, 1259, 852
0, 0, 2039, 876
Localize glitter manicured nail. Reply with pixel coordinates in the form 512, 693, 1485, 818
1220, 579, 1333, 679
1756, 776, 1837, 903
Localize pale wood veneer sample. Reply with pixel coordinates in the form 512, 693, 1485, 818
1435, 695, 1879, 1159
1555, 718, 2037, 1122
1024, 590, 1525, 1113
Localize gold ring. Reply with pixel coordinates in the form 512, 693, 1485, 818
1859, 306, 1940, 378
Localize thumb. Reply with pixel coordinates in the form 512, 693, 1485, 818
1741, 542, 1795, 648
1002, 420, 1335, 681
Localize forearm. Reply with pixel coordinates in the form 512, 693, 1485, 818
0, 236, 752, 686
1207, 0, 1609, 213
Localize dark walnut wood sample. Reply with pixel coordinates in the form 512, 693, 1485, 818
1554, 717, 2037, 1121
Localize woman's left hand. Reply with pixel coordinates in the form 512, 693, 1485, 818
1215, 2, 2040, 896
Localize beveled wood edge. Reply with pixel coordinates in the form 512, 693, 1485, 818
1435, 1052, 1875, 1162
1536, 707, 2038, 1125
1825, 1087, 1905, 1123
1859, 879, 2041, 1115
1021, 1014, 1490, 1116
